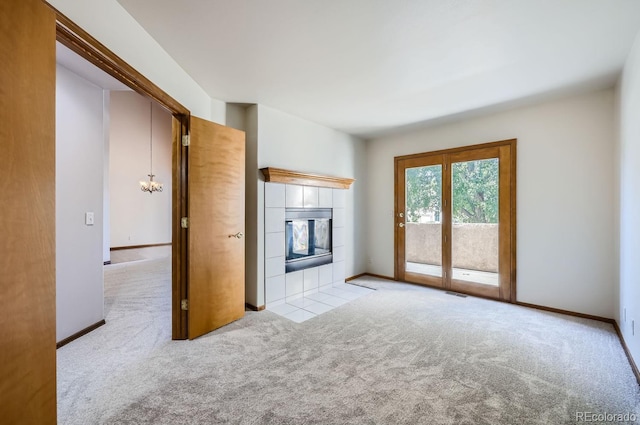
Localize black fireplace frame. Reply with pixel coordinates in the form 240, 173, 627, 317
285, 208, 333, 273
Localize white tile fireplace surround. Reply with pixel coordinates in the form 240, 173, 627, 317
264, 182, 372, 322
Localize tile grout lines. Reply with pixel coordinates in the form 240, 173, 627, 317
267, 283, 375, 323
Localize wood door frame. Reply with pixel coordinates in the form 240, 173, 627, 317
49, 4, 191, 339
394, 139, 517, 302
2, 1, 57, 421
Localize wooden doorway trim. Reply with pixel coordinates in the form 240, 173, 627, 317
49, 4, 190, 339
1, 1, 57, 422
52, 7, 189, 117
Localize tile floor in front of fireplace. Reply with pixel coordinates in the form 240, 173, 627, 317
266, 283, 375, 323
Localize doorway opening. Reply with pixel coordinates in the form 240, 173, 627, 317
55, 41, 174, 346
54, 4, 247, 343
54, 9, 190, 339
394, 139, 516, 301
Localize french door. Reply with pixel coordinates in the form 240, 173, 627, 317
395, 140, 516, 301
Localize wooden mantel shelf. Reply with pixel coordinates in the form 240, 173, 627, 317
260, 167, 355, 190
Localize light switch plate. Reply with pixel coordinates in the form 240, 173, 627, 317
85, 212, 94, 226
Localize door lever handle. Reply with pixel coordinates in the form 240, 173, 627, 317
229, 232, 244, 239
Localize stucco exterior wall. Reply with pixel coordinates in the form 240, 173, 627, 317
405, 223, 498, 272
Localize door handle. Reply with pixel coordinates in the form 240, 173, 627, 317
229, 232, 244, 239
398, 223, 404, 228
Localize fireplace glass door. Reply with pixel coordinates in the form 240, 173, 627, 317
285, 208, 332, 272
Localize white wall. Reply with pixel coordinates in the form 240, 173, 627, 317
244, 105, 261, 307
258, 105, 368, 276
103, 92, 111, 263
49, 0, 225, 124
226, 103, 247, 131
243, 105, 367, 307
109, 91, 172, 247
56, 64, 105, 341
616, 32, 640, 366
366, 89, 616, 319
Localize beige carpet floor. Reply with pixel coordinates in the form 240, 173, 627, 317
57, 258, 640, 424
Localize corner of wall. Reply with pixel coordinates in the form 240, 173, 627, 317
103, 90, 111, 264
350, 137, 369, 276
244, 104, 261, 307
615, 27, 640, 374
210, 97, 226, 125
613, 78, 622, 325
225, 103, 248, 131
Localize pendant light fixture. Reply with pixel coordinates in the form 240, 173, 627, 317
140, 101, 163, 194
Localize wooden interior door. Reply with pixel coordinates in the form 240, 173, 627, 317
187, 117, 246, 339
0, 0, 57, 423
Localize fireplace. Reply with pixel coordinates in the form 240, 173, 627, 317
285, 208, 332, 273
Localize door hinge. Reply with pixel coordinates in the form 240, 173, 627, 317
181, 299, 188, 311
182, 134, 190, 146
181, 217, 189, 229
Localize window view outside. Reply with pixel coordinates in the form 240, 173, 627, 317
451, 159, 498, 225
405, 158, 499, 286
406, 165, 442, 224
405, 165, 443, 277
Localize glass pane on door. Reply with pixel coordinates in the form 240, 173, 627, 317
451, 158, 499, 286
405, 165, 442, 277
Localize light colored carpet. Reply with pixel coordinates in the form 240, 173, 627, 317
57, 258, 640, 424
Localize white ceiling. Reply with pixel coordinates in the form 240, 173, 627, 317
116, 0, 640, 138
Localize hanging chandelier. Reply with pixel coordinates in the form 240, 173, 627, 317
140, 101, 163, 194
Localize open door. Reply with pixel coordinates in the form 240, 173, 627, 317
187, 116, 246, 339
1, 0, 57, 423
